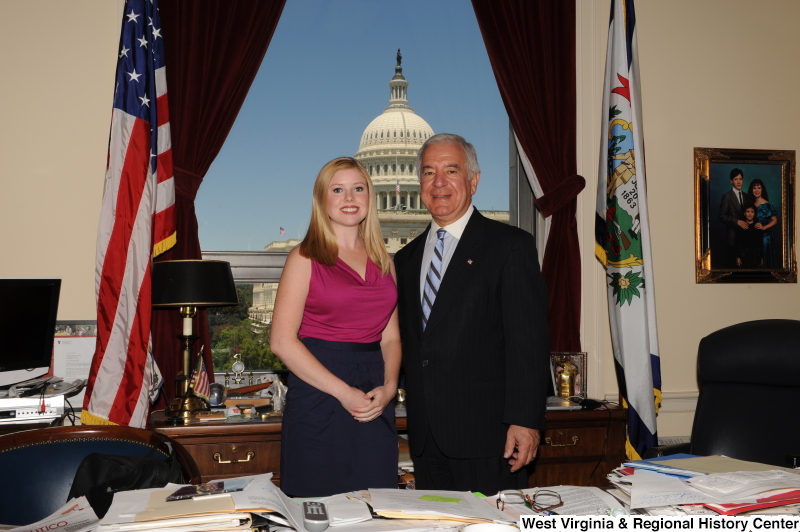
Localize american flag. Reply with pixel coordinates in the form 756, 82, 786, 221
82, 0, 176, 428
190, 359, 211, 402
396, 178, 401, 193
279, 226, 285, 235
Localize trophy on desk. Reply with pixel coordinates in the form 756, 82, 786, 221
555, 355, 578, 398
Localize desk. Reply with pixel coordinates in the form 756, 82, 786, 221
152, 413, 284, 484
152, 406, 627, 487
534, 405, 627, 488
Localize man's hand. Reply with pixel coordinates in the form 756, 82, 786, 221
737, 220, 749, 229
504, 425, 541, 473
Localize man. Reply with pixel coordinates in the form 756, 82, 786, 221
718, 168, 751, 268
394, 133, 550, 494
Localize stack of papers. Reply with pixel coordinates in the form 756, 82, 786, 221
621, 454, 705, 479
607, 454, 800, 516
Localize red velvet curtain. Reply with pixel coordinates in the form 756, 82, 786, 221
151, 0, 286, 410
471, 0, 583, 352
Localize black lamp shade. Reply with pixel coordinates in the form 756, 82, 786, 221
151, 260, 238, 308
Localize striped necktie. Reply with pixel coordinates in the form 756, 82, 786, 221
422, 229, 446, 330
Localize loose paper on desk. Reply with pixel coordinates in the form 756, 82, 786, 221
99, 513, 251, 531
623, 454, 705, 479
661, 455, 800, 475
703, 491, 800, 516
7, 496, 98, 532
369, 489, 514, 524
537, 486, 625, 516
687, 470, 800, 499
630, 469, 715, 509
100, 484, 184, 525
219, 473, 285, 513
137, 489, 237, 521
98, 485, 251, 531
218, 474, 389, 532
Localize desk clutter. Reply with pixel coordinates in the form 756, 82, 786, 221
7, 455, 800, 531
608, 454, 800, 516
4, 472, 622, 532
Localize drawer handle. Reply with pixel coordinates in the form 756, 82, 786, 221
544, 435, 579, 447
213, 451, 255, 464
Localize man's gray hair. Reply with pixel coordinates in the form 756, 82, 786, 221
416, 133, 481, 180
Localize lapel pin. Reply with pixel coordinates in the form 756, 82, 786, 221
467, 259, 473, 265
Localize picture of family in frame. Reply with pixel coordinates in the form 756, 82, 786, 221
694, 147, 796, 283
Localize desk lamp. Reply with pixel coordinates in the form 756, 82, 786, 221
152, 260, 238, 424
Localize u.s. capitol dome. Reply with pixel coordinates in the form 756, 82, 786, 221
354, 50, 433, 214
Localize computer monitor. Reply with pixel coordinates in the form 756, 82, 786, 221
0, 278, 61, 388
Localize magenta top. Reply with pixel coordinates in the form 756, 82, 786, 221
298, 258, 397, 344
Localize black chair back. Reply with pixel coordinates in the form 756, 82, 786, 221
691, 319, 800, 467
0, 425, 200, 526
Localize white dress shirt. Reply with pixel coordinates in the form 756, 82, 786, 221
419, 204, 475, 301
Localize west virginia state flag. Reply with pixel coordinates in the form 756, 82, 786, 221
595, 0, 662, 460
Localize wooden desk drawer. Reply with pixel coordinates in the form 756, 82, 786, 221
182, 440, 280, 481
538, 426, 608, 459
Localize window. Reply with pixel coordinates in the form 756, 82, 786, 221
197, 1, 520, 372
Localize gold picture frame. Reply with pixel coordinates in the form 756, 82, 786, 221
694, 147, 796, 283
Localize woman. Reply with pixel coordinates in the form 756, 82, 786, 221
747, 179, 778, 268
270, 157, 400, 497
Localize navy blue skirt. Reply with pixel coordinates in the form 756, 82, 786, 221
280, 338, 397, 496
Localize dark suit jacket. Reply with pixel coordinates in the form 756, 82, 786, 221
719, 189, 750, 245
394, 209, 550, 459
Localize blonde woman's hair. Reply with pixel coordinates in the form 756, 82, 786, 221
299, 157, 390, 274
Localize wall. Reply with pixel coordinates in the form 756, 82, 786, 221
0, 1, 120, 320
577, 0, 800, 436
2, 1, 798, 437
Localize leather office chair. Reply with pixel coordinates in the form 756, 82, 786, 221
648, 319, 800, 467
0, 424, 201, 526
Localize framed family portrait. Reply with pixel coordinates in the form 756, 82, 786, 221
694, 147, 796, 283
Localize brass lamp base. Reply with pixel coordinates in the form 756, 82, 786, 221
164, 330, 211, 425
166, 393, 210, 425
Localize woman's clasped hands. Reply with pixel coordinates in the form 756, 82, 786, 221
340, 384, 396, 423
